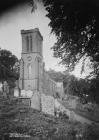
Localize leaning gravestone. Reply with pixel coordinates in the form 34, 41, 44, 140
41, 94, 55, 116
31, 91, 41, 111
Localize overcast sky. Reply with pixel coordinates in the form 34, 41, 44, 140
0, 3, 66, 70
0, 2, 90, 78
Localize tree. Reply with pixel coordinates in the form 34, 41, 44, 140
0, 49, 19, 84
42, 0, 99, 77
47, 69, 65, 82
87, 78, 99, 104
63, 74, 90, 103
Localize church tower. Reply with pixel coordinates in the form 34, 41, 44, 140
19, 28, 43, 92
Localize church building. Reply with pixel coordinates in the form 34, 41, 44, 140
19, 28, 57, 97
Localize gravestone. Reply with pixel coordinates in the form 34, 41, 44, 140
69, 111, 75, 121
14, 87, 19, 97
41, 94, 55, 116
31, 91, 41, 111
0, 83, 3, 93
21, 90, 26, 97
3, 81, 9, 97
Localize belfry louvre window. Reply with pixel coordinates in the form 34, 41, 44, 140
30, 35, 32, 52
26, 36, 32, 52
26, 36, 29, 52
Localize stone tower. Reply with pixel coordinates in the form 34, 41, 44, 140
19, 28, 43, 92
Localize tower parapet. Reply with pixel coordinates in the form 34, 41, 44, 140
21, 28, 43, 57
21, 28, 43, 40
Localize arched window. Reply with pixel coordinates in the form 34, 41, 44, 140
28, 64, 32, 79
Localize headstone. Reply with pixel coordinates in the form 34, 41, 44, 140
14, 87, 19, 97
69, 111, 75, 121
21, 90, 26, 97
3, 81, 9, 97
41, 94, 55, 116
3, 81, 9, 94
31, 91, 41, 111
0, 83, 3, 92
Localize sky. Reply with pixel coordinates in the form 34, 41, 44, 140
0, 2, 90, 78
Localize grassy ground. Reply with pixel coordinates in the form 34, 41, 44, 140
0, 95, 99, 140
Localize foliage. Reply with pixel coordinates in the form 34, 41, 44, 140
0, 49, 19, 84
47, 69, 65, 82
63, 73, 99, 104
87, 78, 99, 104
63, 74, 90, 103
42, 0, 99, 77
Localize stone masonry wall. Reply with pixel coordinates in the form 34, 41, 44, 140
41, 94, 55, 116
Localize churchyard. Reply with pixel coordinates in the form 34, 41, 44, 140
0, 28, 99, 139
0, 95, 99, 140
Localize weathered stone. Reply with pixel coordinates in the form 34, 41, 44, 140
19, 28, 58, 98
14, 87, 19, 97
21, 90, 26, 97
0, 83, 3, 92
31, 91, 40, 111
69, 111, 75, 121
3, 81, 9, 94
41, 94, 55, 116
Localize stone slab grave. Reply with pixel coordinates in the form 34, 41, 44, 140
41, 94, 55, 116
19, 97, 31, 106
31, 91, 41, 111
18, 90, 33, 106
